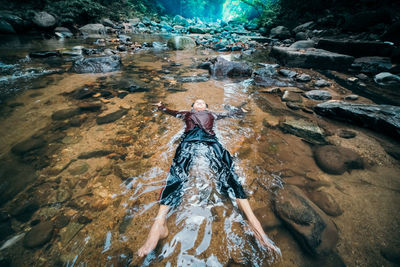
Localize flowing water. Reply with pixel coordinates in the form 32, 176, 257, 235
0, 34, 400, 267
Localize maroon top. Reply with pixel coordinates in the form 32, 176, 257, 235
158, 104, 233, 135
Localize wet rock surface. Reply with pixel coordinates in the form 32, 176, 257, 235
313, 145, 364, 175
280, 118, 327, 145
314, 101, 400, 139
23, 221, 54, 248
270, 47, 355, 70
273, 185, 339, 256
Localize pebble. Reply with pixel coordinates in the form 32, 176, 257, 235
23, 221, 54, 248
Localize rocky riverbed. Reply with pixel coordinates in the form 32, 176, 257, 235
0, 13, 400, 267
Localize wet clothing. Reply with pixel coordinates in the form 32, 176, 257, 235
158, 105, 248, 207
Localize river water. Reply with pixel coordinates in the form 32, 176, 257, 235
0, 34, 399, 267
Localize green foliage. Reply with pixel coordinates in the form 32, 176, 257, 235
239, 0, 280, 28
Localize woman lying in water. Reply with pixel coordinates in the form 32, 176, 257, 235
138, 99, 281, 258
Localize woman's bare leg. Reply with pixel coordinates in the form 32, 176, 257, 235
138, 204, 170, 257
236, 198, 281, 256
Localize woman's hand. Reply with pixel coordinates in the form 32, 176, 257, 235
152, 101, 162, 107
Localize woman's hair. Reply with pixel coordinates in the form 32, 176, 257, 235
191, 102, 208, 108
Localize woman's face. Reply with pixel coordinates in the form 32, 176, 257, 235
193, 99, 207, 111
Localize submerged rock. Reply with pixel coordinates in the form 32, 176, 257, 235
51, 108, 80, 120
313, 145, 364, 175
279, 118, 327, 145
70, 56, 121, 73
167, 36, 196, 50
10, 202, 39, 222
314, 101, 400, 139
273, 185, 339, 256
23, 221, 54, 248
96, 109, 128, 124
11, 137, 46, 155
209, 56, 252, 78
270, 47, 354, 70
78, 150, 113, 159
306, 190, 343, 217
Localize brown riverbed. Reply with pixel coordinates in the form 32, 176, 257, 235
0, 35, 399, 267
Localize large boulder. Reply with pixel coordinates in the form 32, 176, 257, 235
290, 40, 316, 49
270, 26, 291, 39
79, 24, 106, 38
270, 47, 354, 70
317, 39, 394, 58
314, 101, 400, 139
173, 15, 189, 26
374, 72, 400, 86
70, 56, 121, 73
313, 145, 364, 175
273, 185, 339, 256
167, 36, 196, 50
209, 56, 252, 78
32, 11, 56, 29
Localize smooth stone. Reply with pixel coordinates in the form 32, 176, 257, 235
96, 109, 128, 125
53, 215, 70, 229
270, 47, 354, 70
304, 90, 332, 101
374, 72, 400, 86
51, 108, 80, 120
306, 190, 343, 217
279, 69, 298, 78
282, 91, 302, 103
296, 73, 312, 82
286, 102, 302, 110
77, 216, 92, 224
313, 145, 364, 175
56, 189, 71, 203
273, 185, 339, 256
68, 162, 89, 175
11, 137, 46, 155
344, 94, 359, 101
167, 36, 196, 50
79, 24, 106, 38
78, 150, 113, 159
261, 87, 281, 94
32, 11, 56, 28
290, 40, 316, 49
23, 221, 54, 248
338, 129, 357, 139
314, 79, 331, 87
280, 118, 327, 145
314, 101, 400, 139
78, 103, 102, 112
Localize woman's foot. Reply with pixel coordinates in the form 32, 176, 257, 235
138, 220, 169, 257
